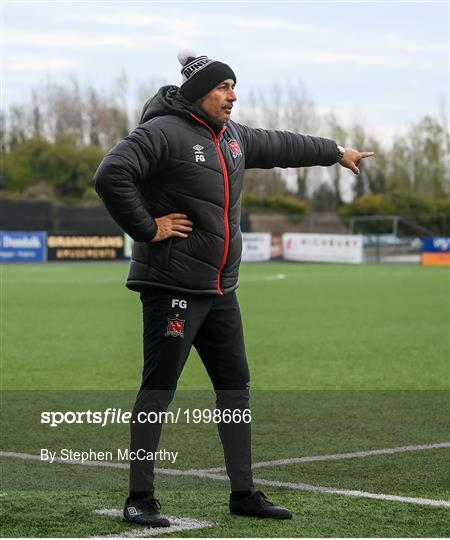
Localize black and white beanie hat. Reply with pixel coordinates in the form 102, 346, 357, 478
177, 50, 236, 103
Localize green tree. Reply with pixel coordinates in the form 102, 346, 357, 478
2, 136, 103, 198
243, 192, 308, 215
388, 137, 412, 192
388, 116, 449, 197
2, 138, 51, 191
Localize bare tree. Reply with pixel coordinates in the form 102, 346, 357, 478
388, 136, 412, 192
2, 70, 447, 201
325, 113, 347, 207
284, 82, 319, 200
349, 124, 368, 198
8, 105, 28, 148
408, 116, 448, 197
239, 82, 322, 198
32, 76, 84, 144
31, 90, 42, 139
86, 87, 101, 146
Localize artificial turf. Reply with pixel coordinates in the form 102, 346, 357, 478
1, 262, 449, 537
2, 262, 448, 391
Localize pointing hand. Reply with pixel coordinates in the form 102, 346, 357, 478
339, 148, 375, 175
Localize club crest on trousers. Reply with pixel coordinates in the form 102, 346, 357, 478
165, 317, 185, 338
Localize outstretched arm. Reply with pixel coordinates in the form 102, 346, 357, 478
234, 123, 374, 173
234, 123, 340, 169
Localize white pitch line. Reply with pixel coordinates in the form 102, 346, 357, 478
252, 478, 450, 509
2, 449, 449, 509
92, 509, 213, 538
199, 442, 450, 473
239, 273, 286, 282
264, 273, 286, 281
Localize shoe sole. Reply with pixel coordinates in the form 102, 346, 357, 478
230, 512, 293, 519
123, 516, 171, 528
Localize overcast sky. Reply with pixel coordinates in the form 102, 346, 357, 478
2, 0, 449, 143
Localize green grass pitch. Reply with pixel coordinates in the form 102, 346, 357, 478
1, 262, 449, 537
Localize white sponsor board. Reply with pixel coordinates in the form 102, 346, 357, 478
242, 233, 272, 262
282, 233, 363, 264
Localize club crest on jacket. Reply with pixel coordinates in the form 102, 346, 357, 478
227, 139, 242, 158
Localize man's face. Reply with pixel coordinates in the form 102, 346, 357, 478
198, 79, 237, 124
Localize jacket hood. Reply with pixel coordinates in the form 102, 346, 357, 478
139, 85, 225, 133
140, 86, 190, 123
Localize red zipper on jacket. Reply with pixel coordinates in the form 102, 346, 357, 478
190, 113, 229, 295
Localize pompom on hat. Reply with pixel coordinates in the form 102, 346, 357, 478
178, 50, 236, 103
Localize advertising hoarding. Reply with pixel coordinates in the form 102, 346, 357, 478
422, 237, 450, 266
282, 233, 363, 264
0, 231, 47, 263
47, 235, 124, 260
241, 233, 272, 262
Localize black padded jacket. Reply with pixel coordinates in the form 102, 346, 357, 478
94, 86, 339, 295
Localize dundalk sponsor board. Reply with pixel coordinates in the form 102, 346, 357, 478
0, 231, 47, 262
283, 233, 364, 264
47, 235, 125, 260
241, 233, 272, 262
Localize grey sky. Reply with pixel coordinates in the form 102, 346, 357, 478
2, 0, 449, 142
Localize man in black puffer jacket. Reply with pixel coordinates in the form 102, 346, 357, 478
94, 51, 374, 527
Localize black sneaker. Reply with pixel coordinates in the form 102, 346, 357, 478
123, 496, 171, 527
229, 491, 292, 519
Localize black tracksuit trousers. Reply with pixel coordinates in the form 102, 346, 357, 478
129, 287, 254, 495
